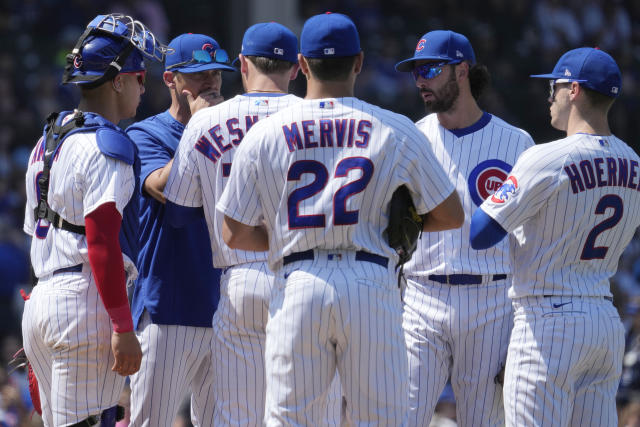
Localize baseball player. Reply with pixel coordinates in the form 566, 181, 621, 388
126, 33, 235, 427
394, 30, 534, 427
470, 47, 638, 426
21, 14, 166, 426
163, 22, 303, 425
216, 13, 464, 425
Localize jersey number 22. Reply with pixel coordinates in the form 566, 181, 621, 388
287, 157, 373, 229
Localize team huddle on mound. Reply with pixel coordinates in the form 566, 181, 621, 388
20, 11, 640, 427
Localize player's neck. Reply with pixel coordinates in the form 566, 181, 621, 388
78, 95, 120, 125
566, 109, 611, 137
436, 98, 483, 131
244, 74, 289, 94
305, 79, 354, 99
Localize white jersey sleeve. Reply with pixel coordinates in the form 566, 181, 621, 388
481, 134, 640, 298
164, 122, 203, 208
164, 93, 302, 267
24, 132, 134, 277
217, 97, 456, 270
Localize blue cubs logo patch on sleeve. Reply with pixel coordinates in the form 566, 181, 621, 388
468, 159, 513, 206
491, 176, 518, 204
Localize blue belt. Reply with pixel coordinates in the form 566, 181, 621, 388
283, 250, 388, 268
53, 264, 83, 275
428, 273, 508, 285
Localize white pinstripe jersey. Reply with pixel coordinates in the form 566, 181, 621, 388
23, 131, 136, 278
216, 97, 455, 271
164, 93, 301, 268
405, 112, 534, 276
481, 133, 640, 298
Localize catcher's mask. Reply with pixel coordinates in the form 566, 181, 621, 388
62, 14, 171, 89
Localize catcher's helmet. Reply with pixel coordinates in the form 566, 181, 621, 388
63, 14, 170, 88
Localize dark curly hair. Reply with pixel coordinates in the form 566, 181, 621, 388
468, 63, 490, 101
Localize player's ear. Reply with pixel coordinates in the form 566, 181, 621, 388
289, 62, 300, 81
353, 51, 364, 75
456, 62, 469, 80
239, 54, 249, 75
163, 71, 176, 89
298, 54, 311, 80
112, 75, 123, 93
569, 81, 580, 100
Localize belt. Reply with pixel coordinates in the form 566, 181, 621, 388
544, 295, 613, 302
282, 250, 388, 268
428, 274, 508, 285
53, 264, 83, 275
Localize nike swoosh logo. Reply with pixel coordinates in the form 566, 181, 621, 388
284, 269, 298, 279
45, 150, 54, 156
552, 302, 572, 308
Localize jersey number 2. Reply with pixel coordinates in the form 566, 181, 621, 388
287, 157, 374, 229
580, 194, 623, 260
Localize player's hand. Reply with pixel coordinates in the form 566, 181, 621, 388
111, 331, 142, 376
183, 89, 224, 115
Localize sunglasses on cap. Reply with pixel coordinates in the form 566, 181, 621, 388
412, 62, 448, 81
167, 49, 230, 70
120, 70, 146, 85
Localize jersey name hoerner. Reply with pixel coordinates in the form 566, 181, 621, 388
405, 113, 534, 276
24, 132, 135, 278
482, 134, 640, 298
216, 97, 455, 271
164, 93, 301, 268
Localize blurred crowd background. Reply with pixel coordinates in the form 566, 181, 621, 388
2, 0, 640, 425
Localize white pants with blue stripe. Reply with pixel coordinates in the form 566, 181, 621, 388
504, 295, 624, 427
22, 266, 125, 427
129, 311, 215, 427
402, 275, 512, 427
265, 249, 408, 426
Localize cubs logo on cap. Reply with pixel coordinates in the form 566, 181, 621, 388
395, 30, 476, 72
165, 33, 235, 73
491, 176, 518, 204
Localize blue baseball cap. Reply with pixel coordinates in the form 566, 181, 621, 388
233, 22, 298, 66
165, 33, 235, 73
300, 12, 361, 58
395, 30, 476, 72
530, 47, 621, 98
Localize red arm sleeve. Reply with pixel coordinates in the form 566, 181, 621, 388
85, 202, 134, 333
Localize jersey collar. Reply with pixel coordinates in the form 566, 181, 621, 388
242, 92, 288, 97
447, 111, 492, 138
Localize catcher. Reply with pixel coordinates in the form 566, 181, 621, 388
20, 14, 167, 426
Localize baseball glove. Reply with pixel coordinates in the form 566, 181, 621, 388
9, 348, 42, 416
385, 185, 423, 267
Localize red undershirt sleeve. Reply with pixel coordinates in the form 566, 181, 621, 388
85, 202, 134, 333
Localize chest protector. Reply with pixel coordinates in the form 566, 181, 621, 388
35, 110, 136, 234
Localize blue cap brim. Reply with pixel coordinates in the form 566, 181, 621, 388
395, 56, 460, 72
174, 63, 236, 73
530, 73, 587, 82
